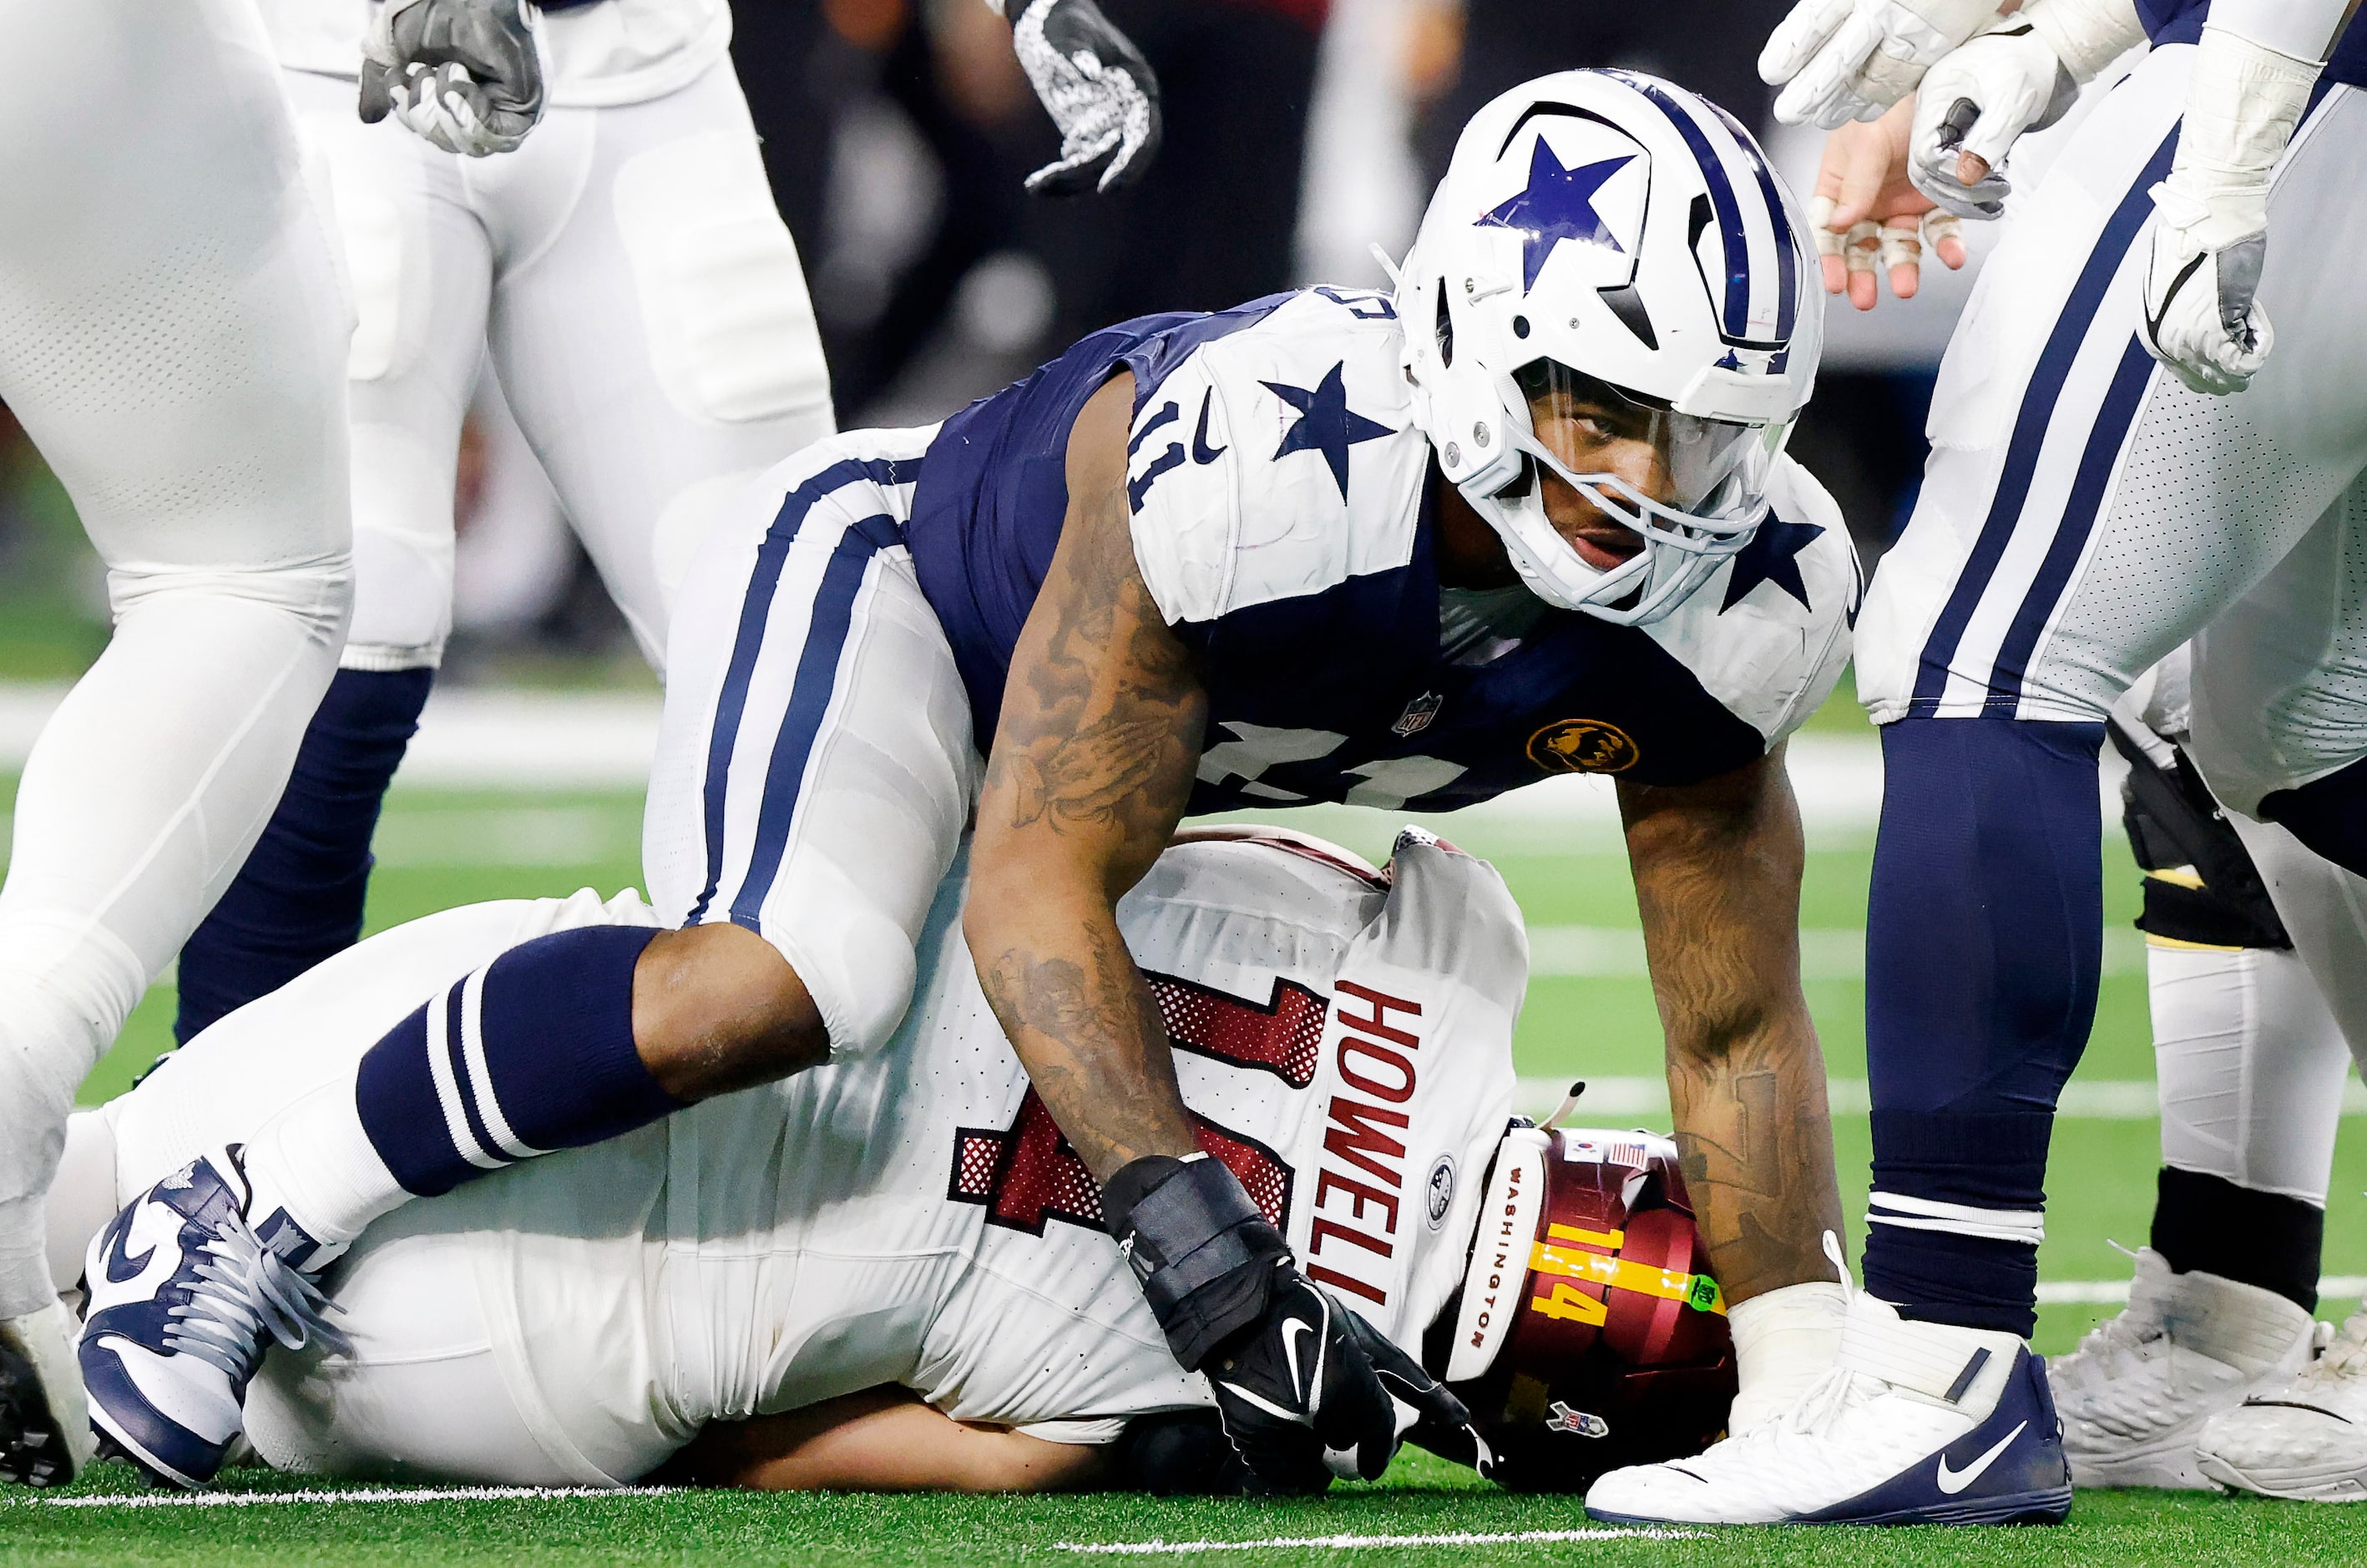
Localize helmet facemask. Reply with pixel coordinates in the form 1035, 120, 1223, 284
1466, 360, 1785, 625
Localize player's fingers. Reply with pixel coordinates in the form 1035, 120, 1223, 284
1880, 220, 1924, 299
1829, 134, 1890, 231
1807, 195, 1850, 296
1924, 209, 1967, 270
1842, 218, 1881, 311
1956, 149, 1990, 190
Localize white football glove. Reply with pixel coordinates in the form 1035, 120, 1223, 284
2140, 24, 2320, 395
1760, 0, 2004, 127
1002, 0, 1162, 195
361, 0, 545, 158
1909, 0, 2144, 219
1909, 28, 2064, 217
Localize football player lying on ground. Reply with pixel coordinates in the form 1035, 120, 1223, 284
75, 68, 1859, 1499
46, 830, 1736, 1494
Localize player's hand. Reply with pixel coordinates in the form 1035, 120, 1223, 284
1907, 25, 2077, 217
360, 0, 545, 158
1100, 1151, 1468, 1494
2136, 25, 2319, 396
2140, 194, 2271, 396
1810, 101, 1967, 311
1206, 1271, 1470, 1493
1759, 0, 2004, 127
1006, 0, 1162, 195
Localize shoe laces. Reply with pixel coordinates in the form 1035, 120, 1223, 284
1756, 1232, 1880, 1444
163, 1206, 350, 1382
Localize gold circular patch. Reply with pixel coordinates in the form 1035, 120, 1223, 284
1526, 717, 1641, 775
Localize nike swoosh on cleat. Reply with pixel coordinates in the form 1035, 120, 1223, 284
1192, 390, 1227, 464
99, 1208, 154, 1285
1936, 1419, 2027, 1495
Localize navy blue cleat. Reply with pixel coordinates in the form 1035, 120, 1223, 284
1586, 1288, 2072, 1526
77, 1146, 346, 1489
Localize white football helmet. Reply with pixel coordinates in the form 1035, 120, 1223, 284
1396, 70, 1823, 625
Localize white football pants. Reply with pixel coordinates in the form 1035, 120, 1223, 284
2152, 815, 2367, 1205
282, 57, 835, 673
1859, 46, 2367, 813
0, 0, 354, 1316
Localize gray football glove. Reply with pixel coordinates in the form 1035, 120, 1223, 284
361, 0, 546, 158
1003, 0, 1162, 195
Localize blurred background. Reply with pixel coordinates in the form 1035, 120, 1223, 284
0, 0, 1979, 681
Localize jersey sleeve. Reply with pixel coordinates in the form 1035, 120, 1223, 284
1642, 453, 1858, 751
1121, 346, 1244, 627
1118, 291, 1430, 631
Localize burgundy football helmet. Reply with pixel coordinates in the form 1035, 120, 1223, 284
1416, 1125, 1737, 1491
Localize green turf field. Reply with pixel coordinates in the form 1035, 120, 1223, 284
11, 713, 2367, 1561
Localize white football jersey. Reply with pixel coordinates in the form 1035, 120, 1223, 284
261, 0, 731, 108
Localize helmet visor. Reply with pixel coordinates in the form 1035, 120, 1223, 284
1511, 360, 1777, 520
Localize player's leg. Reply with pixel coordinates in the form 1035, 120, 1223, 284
1589, 60, 2367, 1527
76, 887, 658, 1485
486, 58, 835, 674
81, 432, 977, 1485
2048, 728, 2329, 1488
174, 72, 495, 1044
0, 0, 353, 1485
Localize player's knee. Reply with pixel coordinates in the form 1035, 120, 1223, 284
630, 923, 827, 1102
109, 550, 355, 651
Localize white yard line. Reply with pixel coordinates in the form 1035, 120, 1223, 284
1056, 1529, 1700, 1554
28, 1485, 675, 1509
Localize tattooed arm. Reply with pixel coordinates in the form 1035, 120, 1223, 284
964, 371, 1207, 1182
1617, 743, 1847, 1306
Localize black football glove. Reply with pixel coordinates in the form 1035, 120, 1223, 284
1103, 1153, 1469, 1495
361, 0, 546, 157
1003, 0, 1161, 195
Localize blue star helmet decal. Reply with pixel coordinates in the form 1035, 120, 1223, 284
1262, 362, 1394, 501
1475, 139, 1636, 292
1718, 513, 1823, 614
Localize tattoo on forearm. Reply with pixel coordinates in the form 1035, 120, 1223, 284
1622, 754, 1847, 1302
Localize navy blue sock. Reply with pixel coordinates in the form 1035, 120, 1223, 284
176, 667, 435, 1044
2260, 752, 2367, 879
1861, 718, 2105, 1337
357, 923, 677, 1197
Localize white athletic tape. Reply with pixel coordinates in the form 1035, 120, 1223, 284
1057, 1529, 1702, 1554
25, 1485, 676, 1508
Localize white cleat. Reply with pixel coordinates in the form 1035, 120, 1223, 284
2047, 1247, 2317, 1490
2196, 1308, 2367, 1501
1586, 1287, 2071, 1525
77, 1146, 345, 1489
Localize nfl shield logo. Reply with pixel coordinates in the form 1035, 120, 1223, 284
1392, 691, 1443, 738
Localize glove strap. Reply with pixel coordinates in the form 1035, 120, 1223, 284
2019, 0, 2147, 85
1104, 1153, 1290, 1372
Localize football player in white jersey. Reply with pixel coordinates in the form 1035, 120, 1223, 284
1586, 0, 2367, 1526
172, 0, 1165, 1044
48, 830, 1732, 1492
78, 71, 1873, 1500
0, 0, 356, 1488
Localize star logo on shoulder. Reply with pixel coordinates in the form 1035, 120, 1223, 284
1718, 513, 1824, 615
1262, 361, 1393, 501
